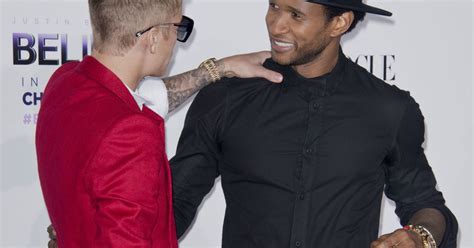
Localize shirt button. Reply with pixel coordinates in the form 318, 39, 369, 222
305, 148, 313, 154
295, 241, 301, 247
312, 102, 321, 111
295, 171, 302, 180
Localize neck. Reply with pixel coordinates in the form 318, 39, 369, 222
92, 49, 143, 91
292, 41, 341, 78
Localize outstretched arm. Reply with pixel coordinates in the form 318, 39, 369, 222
163, 51, 282, 112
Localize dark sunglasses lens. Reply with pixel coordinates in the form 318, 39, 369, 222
177, 16, 194, 42
176, 27, 187, 41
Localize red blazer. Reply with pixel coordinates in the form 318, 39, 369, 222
36, 56, 177, 248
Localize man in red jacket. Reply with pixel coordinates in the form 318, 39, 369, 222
36, 0, 281, 247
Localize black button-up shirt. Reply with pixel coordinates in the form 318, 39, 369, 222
170, 50, 457, 247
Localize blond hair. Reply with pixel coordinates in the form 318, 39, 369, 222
89, 0, 181, 55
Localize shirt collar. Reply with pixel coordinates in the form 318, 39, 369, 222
124, 82, 149, 111
265, 47, 348, 98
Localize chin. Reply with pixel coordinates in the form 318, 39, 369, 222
271, 53, 292, 66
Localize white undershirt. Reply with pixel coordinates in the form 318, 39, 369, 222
122, 77, 169, 119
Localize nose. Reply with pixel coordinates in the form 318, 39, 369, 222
266, 12, 290, 36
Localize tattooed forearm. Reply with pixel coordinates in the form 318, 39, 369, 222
163, 68, 210, 112
163, 62, 225, 112
163, 51, 280, 112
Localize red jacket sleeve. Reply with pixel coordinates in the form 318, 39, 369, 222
84, 113, 164, 248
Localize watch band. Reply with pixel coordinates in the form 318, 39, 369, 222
199, 58, 221, 83
404, 224, 437, 248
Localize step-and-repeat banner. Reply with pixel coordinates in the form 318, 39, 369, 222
1, 0, 472, 247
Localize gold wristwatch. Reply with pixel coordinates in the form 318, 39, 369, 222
199, 58, 221, 83
406, 224, 437, 248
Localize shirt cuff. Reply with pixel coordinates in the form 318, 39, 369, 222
137, 77, 169, 119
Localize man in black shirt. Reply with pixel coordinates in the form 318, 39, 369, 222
171, 0, 457, 247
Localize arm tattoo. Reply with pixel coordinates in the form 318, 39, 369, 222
163, 63, 225, 112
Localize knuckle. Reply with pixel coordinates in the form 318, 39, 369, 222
370, 241, 380, 247
396, 230, 408, 237
407, 239, 416, 246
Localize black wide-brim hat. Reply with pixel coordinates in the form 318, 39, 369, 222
307, 0, 392, 16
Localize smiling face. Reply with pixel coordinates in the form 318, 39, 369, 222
265, 0, 340, 67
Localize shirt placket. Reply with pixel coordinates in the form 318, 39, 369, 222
289, 84, 325, 248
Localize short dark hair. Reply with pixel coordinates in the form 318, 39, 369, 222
323, 6, 366, 34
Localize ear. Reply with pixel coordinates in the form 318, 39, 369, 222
147, 28, 162, 54
330, 11, 354, 37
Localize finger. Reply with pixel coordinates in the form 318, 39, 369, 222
254, 51, 272, 62
47, 225, 57, 240
391, 229, 418, 245
381, 236, 403, 248
391, 229, 418, 247
371, 234, 390, 248
254, 67, 283, 83
372, 240, 398, 248
251, 51, 282, 82
375, 230, 415, 248
48, 240, 58, 248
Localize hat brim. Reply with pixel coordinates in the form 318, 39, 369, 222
309, 2, 392, 16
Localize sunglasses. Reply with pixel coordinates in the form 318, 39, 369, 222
135, 15, 194, 43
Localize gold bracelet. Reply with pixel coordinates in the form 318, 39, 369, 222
199, 58, 221, 83
405, 224, 437, 248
